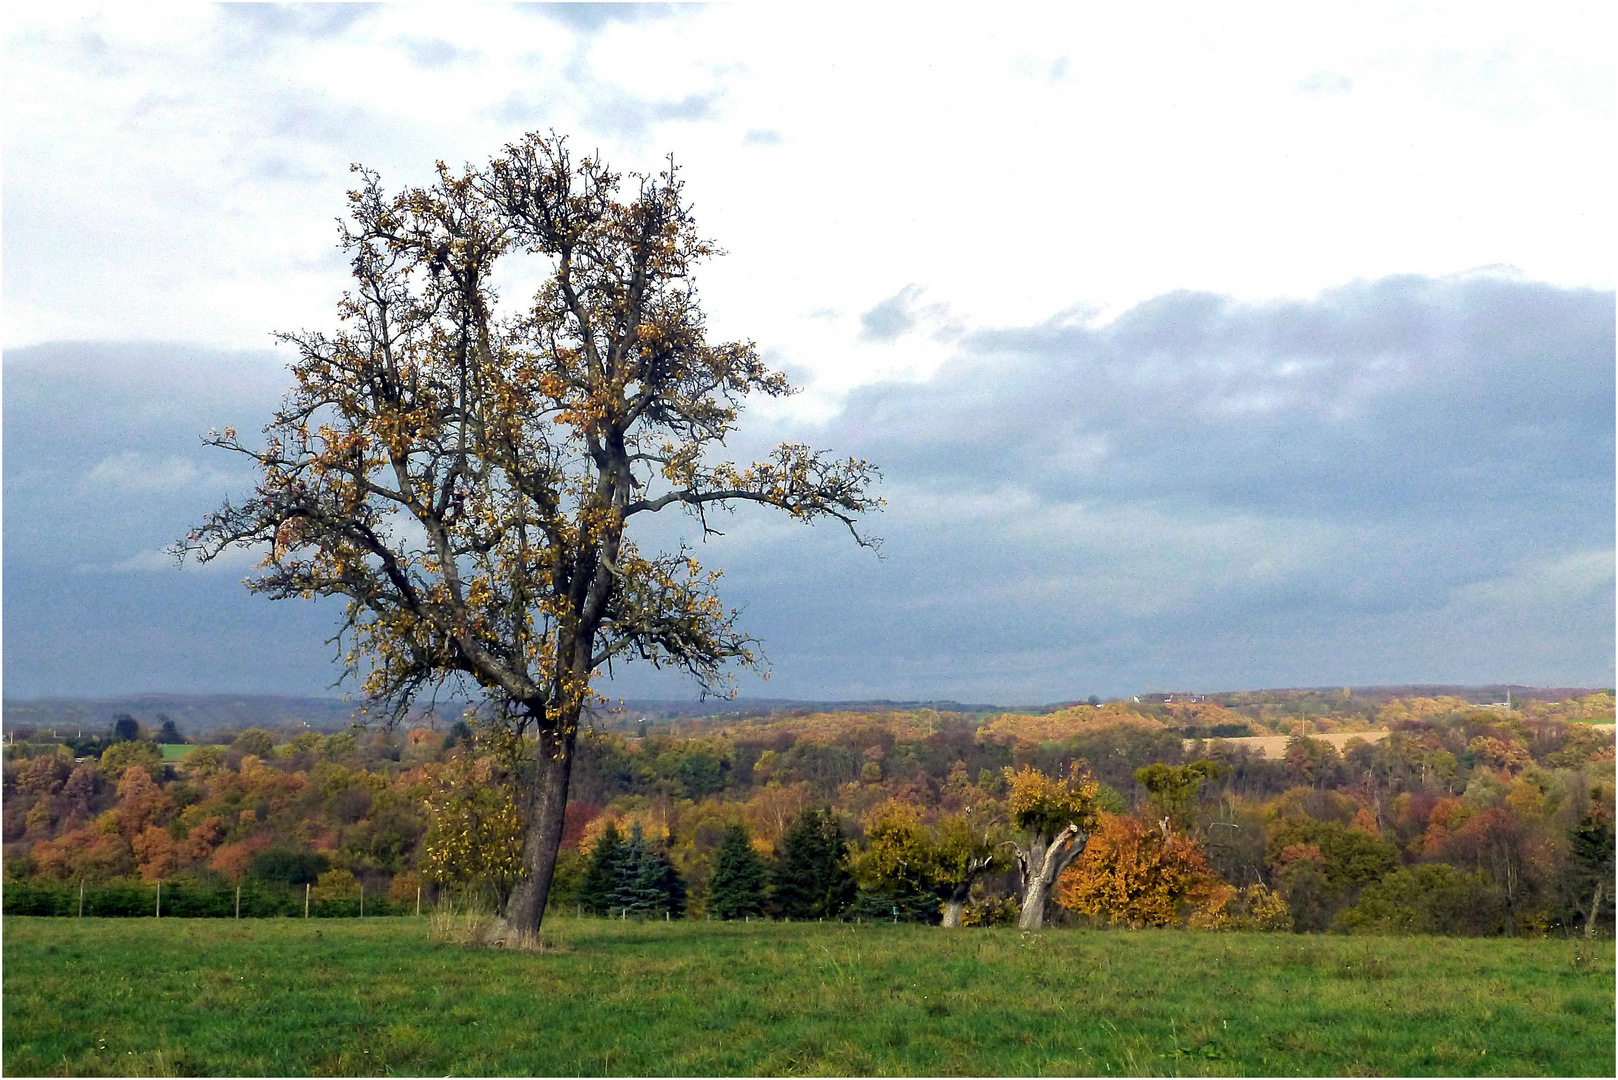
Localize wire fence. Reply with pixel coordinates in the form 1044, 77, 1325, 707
1, 879, 425, 918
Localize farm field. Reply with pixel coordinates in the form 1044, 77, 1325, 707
3, 916, 1612, 1077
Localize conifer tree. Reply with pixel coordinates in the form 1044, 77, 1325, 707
579, 821, 624, 915
770, 807, 855, 920
707, 822, 766, 919
610, 823, 685, 918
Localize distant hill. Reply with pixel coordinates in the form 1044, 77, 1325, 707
2, 694, 381, 737
6, 685, 1607, 740
1201, 685, 1608, 707
587, 698, 1011, 731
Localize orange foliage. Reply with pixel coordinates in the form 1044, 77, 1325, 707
1468, 736, 1532, 774
707, 709, 946, 745
210, 836, 271, 881
1351, 807, 1380, 836
113, 766, 173, 836
1275, 843, 1325, 869
977, 706, 1163, 748
1376, 697, 1479, 725
1056, 813, 1224, 927
389, 871, 424, 905
1159, 701, 1258, 733
1518, 692, 1616, 722
184, 817, 227, 860
132, 825, 179, 882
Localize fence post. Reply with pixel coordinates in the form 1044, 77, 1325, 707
305, 882, 310, 918
78, 879, 85, 918
156, 880, 161, 919
416, 886, 421, 917
235, 884, 241, 920
360, 885, 364, 918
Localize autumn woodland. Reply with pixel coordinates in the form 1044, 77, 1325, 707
5, 688, 1613, 940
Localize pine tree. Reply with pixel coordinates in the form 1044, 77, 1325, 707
708, 823, 766, 919
770, 807, 855, 920
579, 821, 624, 916
849, 879, 943, 924
610, 824, 685, 918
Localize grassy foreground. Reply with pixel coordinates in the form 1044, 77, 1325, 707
3, 916, 1612, 1077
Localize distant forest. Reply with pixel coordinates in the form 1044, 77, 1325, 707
5, 683, 1605, 737
4, 688, 1613, 935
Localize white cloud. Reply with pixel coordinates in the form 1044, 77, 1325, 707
79, 540, 262, 576
1453, 549, 1616, 609
81, 451, 240, 495
4, 3, 1612, 417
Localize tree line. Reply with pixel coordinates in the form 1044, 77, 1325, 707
7, 693, 1610, 935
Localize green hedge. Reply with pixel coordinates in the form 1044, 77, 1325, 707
2, 881, 410, 918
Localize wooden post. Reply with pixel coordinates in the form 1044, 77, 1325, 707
78, 880, 85, 917
235, 884, 241, 920
416, 886, 421, 917
305, 882, 310, 918
359, 885, 364, 918
156, 880, 161, 919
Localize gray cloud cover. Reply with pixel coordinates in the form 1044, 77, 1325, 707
4, 275, 1612, 701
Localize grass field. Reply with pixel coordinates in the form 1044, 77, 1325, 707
3, 917, 1612, 1077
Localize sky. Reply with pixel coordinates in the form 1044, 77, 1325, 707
3, 3, 1613, 704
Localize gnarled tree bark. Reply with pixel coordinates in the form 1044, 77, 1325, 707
1015, 824, 1088, 930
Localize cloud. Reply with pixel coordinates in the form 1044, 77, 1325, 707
527, 3, 683, 33
398, 36, 471, 70
856, 285, 962, 345
834, 275, 1614, 523
1298, 70, 1354, 95
743, 128, 783, 146
583, 89, 723, 139
694, 274, 1614, 697
5, 276, 1612, 701
216, 4, 376, 47
82, 543, 263, 576
81, 451, 241, 495
858, 285, 924, 342
1453, 549, 1615, 610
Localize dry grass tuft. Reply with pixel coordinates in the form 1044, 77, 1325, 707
428, 897, 572, 953
427, 895, 494, 946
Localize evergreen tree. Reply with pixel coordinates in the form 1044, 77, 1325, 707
708, 822, 767, 919
849, 879, 943, 924
770, 807, 856, 920
579, 821, 625, 915
610, 824, 685, 918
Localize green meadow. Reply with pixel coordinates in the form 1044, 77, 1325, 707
2, 916, 1612, 1077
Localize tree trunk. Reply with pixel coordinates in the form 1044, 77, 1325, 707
1585, 877, 1604, 939
941, 898, 965, 928
488, 719, 576, 942
1016, 825, 1087, 931
1018, 878, 1054, 931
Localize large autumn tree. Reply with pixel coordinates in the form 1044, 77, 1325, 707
178, 133, 881, 939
